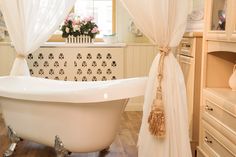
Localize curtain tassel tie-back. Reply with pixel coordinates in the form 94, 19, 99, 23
148, 46, 170, 138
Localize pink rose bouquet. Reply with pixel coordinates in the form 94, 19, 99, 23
61, 14, 99, 39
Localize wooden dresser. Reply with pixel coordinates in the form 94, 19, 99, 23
198, 88, 236, 157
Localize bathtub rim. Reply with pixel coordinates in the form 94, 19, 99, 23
0, 76, 147, 103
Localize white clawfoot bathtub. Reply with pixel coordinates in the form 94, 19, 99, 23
0, 76, 147, 154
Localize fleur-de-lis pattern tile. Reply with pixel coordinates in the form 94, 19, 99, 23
33, 61, 39, 67
97, 69, 102, 75
38, 69, 44, 75
29, 69, 34, 75
54, 76, 59, 80
97, 53, 102, 59
27, 47, 124, 81
77, 53, 82, 59
82, 61, 87, 67
28, 54, 33, 60
106, 53, 112, 59
77, 69, 82, 75
59, 53, 64, 60
44, 61, 49, 67
92, 61, 97, 67
54, 61, 59, 67
48, 53, 54, 60
59, 69, 65, 75
92, 76, 97, 81
87, 53, 92, 59
38, 53, 44, 60
74, 61, 78, 67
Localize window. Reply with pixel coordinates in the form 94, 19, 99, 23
50, 0, 115, 42
74, 0, 114, 38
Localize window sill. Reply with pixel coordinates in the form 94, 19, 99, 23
48, 34, 104, 42
0, 41, 126, 48
41, 42, 126, 48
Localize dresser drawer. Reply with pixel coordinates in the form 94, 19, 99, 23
200, 121, 236, 157
179, 38, 194, 57
204, 99, 236, 134
197, 147, 208, 157
203, 131, 235, 157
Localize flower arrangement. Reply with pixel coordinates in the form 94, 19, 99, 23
61, 13, 99, 39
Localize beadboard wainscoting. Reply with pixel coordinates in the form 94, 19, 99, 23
0, 42, 157, 111
0, 42, 15, 76
124, 44, 157, 78
124, 44, 157, 110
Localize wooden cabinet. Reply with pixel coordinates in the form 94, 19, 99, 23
198, 1, 236, 157
205, 0, 228, 40
205, 0, 236, 41
177, 33, 203, 156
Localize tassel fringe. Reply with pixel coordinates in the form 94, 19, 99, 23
147, 46, 169, 138
148, 99, 166, 138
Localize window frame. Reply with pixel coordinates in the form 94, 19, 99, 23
48, 0, 116, 42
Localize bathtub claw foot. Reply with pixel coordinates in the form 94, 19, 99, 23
3, 143, 16, 157
3, 126, 20, 157
54, 135, 70, 157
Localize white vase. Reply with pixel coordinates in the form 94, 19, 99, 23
229, 64, 236, 91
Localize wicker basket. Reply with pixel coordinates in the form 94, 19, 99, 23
66, 35, 94, 44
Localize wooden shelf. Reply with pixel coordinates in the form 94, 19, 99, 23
204, 88, 236, 108
207, 41, 236, 53
206, 52, 236, 88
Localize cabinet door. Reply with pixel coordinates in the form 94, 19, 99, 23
205, 0, 229, 40
178, 55, 195, 140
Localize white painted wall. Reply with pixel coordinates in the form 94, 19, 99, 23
193, 0, 204, 10
189, 0, 205, 13
116, 0, 150, 43
116, 0, 205, 42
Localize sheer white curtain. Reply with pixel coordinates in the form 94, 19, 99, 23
119, 0, 192, 157
0, 0, 75, 76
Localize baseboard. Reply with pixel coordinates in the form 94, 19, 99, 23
125, 102, 143, 111
191, 141, 198, 157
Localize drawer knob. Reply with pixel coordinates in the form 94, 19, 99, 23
204, 137, 212, 144
205, 105, 213, 111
